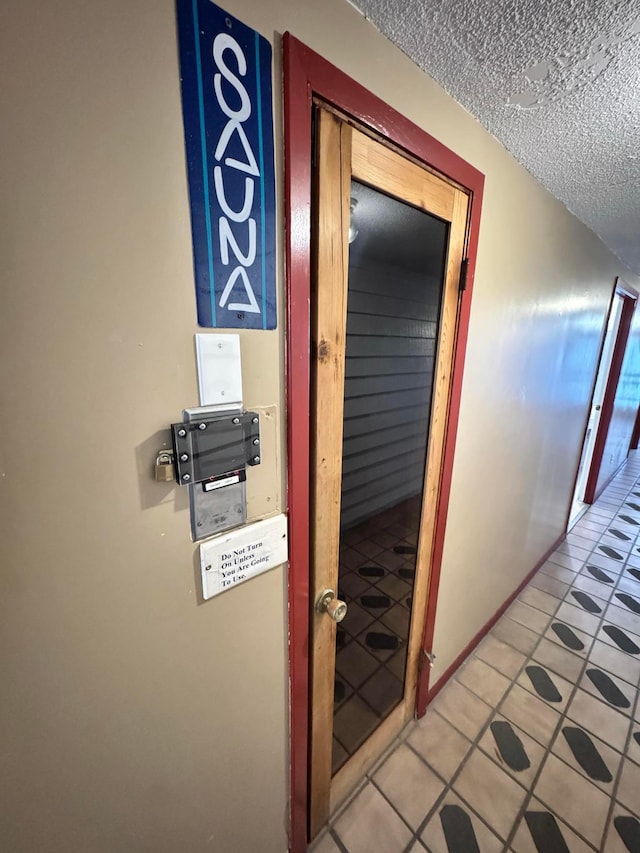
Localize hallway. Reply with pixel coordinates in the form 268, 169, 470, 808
313, 454, 640, 852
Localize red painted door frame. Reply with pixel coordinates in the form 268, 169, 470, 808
630, 405, 640, 450
584, 278, 638, 503
283, 34, 484, 851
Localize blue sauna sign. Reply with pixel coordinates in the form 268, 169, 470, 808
176, 0, 276, 329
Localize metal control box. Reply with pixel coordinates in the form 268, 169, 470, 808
171, 411, 261, 488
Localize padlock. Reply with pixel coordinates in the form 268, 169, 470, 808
154, 450, 175, 482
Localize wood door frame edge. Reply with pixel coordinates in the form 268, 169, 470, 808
562, 281, 617, 531
283, 33, 485, 853
584, 278, 638, 503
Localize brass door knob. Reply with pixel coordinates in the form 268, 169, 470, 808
315, 588, 348, 623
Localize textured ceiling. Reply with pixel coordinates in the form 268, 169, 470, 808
350, 0, 640, 274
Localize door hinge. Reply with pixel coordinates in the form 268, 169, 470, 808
419, 650, 436, 672
459, 258, 469, 293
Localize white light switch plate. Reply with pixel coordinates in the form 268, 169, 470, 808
195, 333, 242, 407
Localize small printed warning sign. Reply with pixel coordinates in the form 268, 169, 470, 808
199, 514, 288, 599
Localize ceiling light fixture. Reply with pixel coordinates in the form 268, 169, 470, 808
348, 197, 359, 244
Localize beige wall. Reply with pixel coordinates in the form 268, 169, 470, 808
1, 1, 638, 851
0, 2, 287, 852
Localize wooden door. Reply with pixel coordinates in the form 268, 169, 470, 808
308, 107, 470, 836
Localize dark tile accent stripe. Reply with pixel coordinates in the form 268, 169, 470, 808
360, 594, 391, 609
634, 731, 640, 747
398, 567, 414, 580
598, 545, 624, 560
614, 815, 640, 853
626, 502, 640, 511
551, 623, 585, 651
439, 804, 480, 853
586, 668, 631, 709
618, 514, 640, 525
524, 811, 570, 853
570, 590, 603, 613
587, 565, 615, 584
365, 631, 398, 650
603, 625, 640, 655
562, 726, 613, 782
616, 592, 640, 614
627, 568, 640, 582
393, 545, 417, 555
358, 565, 385, 578
490, 720, 530, 771
609, 528, 632, 540
525, 665, 563, 703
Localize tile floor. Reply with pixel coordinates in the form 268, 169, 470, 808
313, 453, 640, 852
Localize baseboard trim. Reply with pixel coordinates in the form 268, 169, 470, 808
425, 531, 566, 705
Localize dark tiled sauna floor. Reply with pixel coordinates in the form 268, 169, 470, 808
314, 453, 640, 853
333, 497, 422, 773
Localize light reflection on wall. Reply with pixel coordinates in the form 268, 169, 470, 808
499, 294, 608, 410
